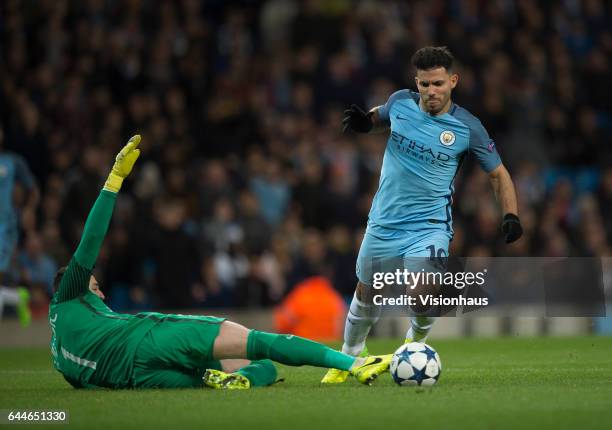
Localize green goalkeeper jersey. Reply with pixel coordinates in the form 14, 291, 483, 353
49, 190, 158, 388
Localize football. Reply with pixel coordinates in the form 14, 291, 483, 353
390, 342, 442, 386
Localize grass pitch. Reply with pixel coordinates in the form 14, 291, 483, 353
1, 337, 611, 430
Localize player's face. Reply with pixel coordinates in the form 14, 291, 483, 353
415, 67, 458, 115
89, 276, 105, 300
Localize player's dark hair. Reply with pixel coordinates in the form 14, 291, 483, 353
411, 46, 454, 72
52, 266, 67, 294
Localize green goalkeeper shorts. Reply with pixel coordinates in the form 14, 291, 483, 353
131, 314, 226, 388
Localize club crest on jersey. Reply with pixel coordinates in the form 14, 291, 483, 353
439, 131, 456, 146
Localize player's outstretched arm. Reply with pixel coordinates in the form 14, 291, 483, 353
488, 164, 523, 243
75, 134, 141, 269
54, 135, 141, 302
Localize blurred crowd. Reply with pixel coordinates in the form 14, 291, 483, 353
1, 0, 611, 315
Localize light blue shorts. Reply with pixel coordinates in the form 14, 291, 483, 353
0, 222, 18, 272
356, 224, 451, 286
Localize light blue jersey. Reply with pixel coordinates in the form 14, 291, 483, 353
356, 90, 501, 285
368, 89, 501, 235
0, 153, 35, 225
0, 153, 35, 272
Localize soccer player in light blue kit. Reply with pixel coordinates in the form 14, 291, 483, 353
0, 124, 39, 326
322, 46, 523, 383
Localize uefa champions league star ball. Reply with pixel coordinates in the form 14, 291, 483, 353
390, 342, 442, 386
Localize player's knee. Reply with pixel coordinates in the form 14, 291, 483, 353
219, 320, 250, 336
408, 281, 440, 315
356, 281, 377, 303
213, 321, 250, 360
355, 282, 365, 301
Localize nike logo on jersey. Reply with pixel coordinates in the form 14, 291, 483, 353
396, 114, 410, 121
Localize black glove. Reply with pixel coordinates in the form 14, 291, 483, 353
342, 104, 373, 133
501, 213, 523, 243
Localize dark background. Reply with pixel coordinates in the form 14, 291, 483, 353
1, 0, 610, 315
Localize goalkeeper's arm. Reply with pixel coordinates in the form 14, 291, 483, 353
54, 135, 141, 303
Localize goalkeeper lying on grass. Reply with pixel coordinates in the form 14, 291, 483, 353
49, 135, 391, 390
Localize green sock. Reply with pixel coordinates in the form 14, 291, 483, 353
246, 330, 356, 371
236, 359, 277, 387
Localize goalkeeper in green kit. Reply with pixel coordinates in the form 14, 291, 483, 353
49, 135, 391, 390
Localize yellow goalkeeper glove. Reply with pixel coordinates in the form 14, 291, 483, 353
103, 134, 141, 193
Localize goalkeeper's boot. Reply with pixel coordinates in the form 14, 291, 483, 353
321, 347, 369, 384
202, 369, 250, 390
16, 287, 31, 328
350, 354, 392, 386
